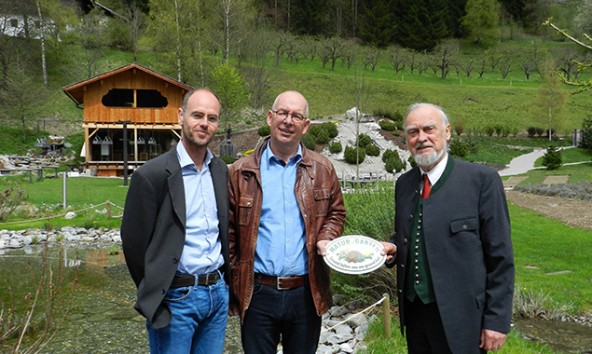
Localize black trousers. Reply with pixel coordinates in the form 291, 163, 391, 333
404, 298, 453, 354
241, 281, 321, 354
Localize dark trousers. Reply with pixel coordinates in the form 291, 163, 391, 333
404, 298, 453, 354
241, 281, 321, 354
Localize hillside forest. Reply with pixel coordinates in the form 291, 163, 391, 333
1, 0, 592, 145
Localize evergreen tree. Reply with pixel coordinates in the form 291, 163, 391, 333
358, 0, 396, 48
394, 0, 449, 51
291, 0, 331, 36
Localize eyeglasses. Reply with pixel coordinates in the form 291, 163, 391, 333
272, 109, 306, 123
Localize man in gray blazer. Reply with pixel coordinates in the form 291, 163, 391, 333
382, 103, 514, 353
121, 88, 230, 354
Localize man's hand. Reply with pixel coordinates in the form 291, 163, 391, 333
380, 242, 397, 263
317, 240, 330, 256
480, 329, 507, 351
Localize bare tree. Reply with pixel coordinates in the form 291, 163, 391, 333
389, 45, 406, 76
545, 19, 592, 93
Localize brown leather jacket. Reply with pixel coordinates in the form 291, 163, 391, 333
228, 138, 346, 322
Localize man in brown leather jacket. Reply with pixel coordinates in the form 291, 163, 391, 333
228, 91, 346, 354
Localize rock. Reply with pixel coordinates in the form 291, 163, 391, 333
64, 211, 77, 219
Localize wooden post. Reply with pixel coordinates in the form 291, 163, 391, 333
106, 200, 111, 220
383, 293, 391, 338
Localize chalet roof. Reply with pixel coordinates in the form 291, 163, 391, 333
63, 63, 192, 105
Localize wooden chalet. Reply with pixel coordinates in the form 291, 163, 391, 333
63, 63, 192, 176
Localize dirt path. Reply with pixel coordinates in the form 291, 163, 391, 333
506, 190, 592, 230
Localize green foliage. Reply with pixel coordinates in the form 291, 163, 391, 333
320, 122, 339, 138
366, 143, 381, 157
462, 0, 501, 44
449, 137, 471, 158
0, 187, 27, 220
210, 63, 249, 130
313, 129, 330, 144
301, 133, 316, 150
383, 149, 406, 173
257, 125, 270, 137
357, 133, 373, 149
220, 155, 235, 164
328, 141, 343, 154
344, 146, 366, 164
378, 119, 397, 131
542, 145, 562, 170
343, 187, 394, 239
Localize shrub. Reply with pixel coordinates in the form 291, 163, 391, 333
379, 119, 396, 131
383, 149, 406, 173
257, 125, 270, 137
356, 133, 372, 148
366, 144, 380, 156
314, 129, 330, 144
307, 124, 322, 137
321, 122, 339, 138
408, 155, 417, 168
302, 133, 316, 150
329, 141, 343, 154
344, 146, 366, 164
542, 145, 562, 170
527, 127, 537, 137
449, 138, 471, 158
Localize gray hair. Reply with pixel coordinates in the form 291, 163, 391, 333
404, 103, 450, 129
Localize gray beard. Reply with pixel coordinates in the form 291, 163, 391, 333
414, 147, 446, 167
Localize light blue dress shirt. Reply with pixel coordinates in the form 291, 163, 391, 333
254, 143, 307, 277
175, 142, 224, 275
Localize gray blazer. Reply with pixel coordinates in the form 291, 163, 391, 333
391, 157, 514, 353
121, 147, 229, 329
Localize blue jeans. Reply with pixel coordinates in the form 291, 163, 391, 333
241, 281, 321, 354
147, 277, 229, 354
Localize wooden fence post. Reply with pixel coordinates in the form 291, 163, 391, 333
383, 293, 391, 338
106, 200, 111, 220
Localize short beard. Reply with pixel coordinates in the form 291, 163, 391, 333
414, 143, 447, 168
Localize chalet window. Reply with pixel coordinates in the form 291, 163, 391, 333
137, 89, 168, 108
102, 89, 134, 107
102, 89, 168, 108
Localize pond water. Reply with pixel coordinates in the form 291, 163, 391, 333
1, 246, 591, 353
514, 318, 592, 353
0, 246, 242, 354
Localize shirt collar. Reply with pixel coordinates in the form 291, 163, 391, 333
263, 141, 302, 166
420, 153, 448, 186
176, 141, 213, 170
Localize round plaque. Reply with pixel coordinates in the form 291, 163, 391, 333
323, 235, 386, 275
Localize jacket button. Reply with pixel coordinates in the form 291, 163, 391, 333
172, 257, 179, 264
463, 224, 468, 230
162, 289, 166, 294
403, 238, 408, 244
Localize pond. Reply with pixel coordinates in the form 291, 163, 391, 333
0, 246, 242, 354
1, 246, 591, 353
